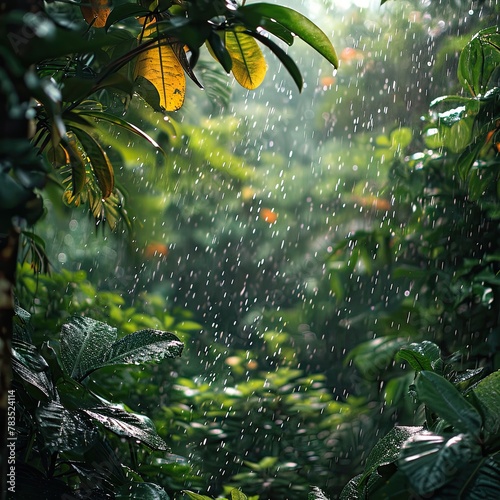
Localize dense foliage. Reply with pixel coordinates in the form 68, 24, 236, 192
2, 0, 500, 499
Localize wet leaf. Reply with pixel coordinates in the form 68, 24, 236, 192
398, 432, 482, 496
225, 27, 267, 90
415, 371, 482, 435
396, 341, 442, 372
72, 127, 114, 198
473, 370, 500, 438
135, 26, 186, 111
103, 329, 183, 367
36, 401, 96, 453
238, 3, 338, 67
81, 404, 168, 451
60, 316, 118, 381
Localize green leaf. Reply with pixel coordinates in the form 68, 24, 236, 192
473, 370, 500, 438
76, 110, 166, 156
398, 432, 483, 496
60, 316, 118, 381
415, 371, 482, 435
458, 27, 500, 96
396, 341, 441, 372
207, 31, 233, 73
115, 482, 170, 499
339, 474, 361, 500
346, 337, 408, 380
81, 402, 167, 450
230, 489, 248, 500
12, 340, 54, 400
359, 426, 422, 491
182, 491, 213, 500
102, 329, 183, 367
36, 401, 97, 453
249, 30, 303, 91
105, 4, 151, 30
72, 128, 115, 198
238, 3, 338, 68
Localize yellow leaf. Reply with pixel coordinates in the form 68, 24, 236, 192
135, 25, 186, 111
80, 0, 111, 28
225, 28, 267, 90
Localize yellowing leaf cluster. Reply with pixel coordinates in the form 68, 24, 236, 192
134, 24, 186, 111
80, 0, 111, 28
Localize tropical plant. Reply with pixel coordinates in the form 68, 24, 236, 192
0, 0, 338, 487
340, 341, 500, 499
12, 305, 186, 498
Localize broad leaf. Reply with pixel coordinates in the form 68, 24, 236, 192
36, 401, 96, 453
359, 426, 422, 491
238, 3, 338, 68
230, 489, 248, 500
12, 340, 54, 400
60, 316, 118, 381
398, 432, 483, 496
81, 0, 111, 28
473, 370, 500, 438
102, 329, 183, 367
72, 128, 115, 198
225, 28, 267, 90
458, 27, 500, 96
339, 474, 361, 500
135, 25, 186, 111
415, 371, 482, 436
396, 341, 441, 372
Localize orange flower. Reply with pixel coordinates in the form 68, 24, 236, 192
259, 207, 278, 223
144, 242, 169, 258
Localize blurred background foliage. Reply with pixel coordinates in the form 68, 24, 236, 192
12, 0, 500, 498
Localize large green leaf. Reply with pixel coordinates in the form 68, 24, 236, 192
398, 432, 483, 496
238, 3, 338, 68
339, 474, 361, 500
396, 341, 442, 372
102, 329, 183, 367
12, 340, 54, 400
358, 426, 422, 491
473, 370, 500, 439
415, 371, 482, 436
458, 27, 500, 96
82, 404, 168, 450
36, 400, 97, 453
60, 316, 118, 381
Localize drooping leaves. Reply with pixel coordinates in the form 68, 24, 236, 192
115, 482, 170, 499
238, 3, 338, 68
225, 28, 267, 90
71, 128, 114, 198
